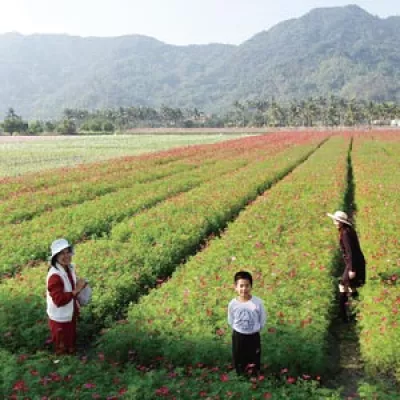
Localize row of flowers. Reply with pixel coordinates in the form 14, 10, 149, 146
0, 132, 310, 277
0, 159, 199, 226
0, 135, 325, 352
2, 347, 344, 399
352, 133, 400, 383
1, 132, 348, 399
0, 135, 277, 225
97, 136, 349, 378
0, 133, 298, 200
0, 157, 250, 278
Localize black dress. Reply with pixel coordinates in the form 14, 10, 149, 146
339, 225, 366, 289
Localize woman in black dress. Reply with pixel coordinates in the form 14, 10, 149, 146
327, 211, 366, 322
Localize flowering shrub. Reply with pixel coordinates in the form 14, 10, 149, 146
1, 348, 343, 399
352, 133, 400, 382
0, 157, 247, 278
0, 134, 276, 225
1, 133, 326, 353
98, 136, 349, 376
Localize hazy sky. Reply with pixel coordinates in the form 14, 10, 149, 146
1, 0, 399, 45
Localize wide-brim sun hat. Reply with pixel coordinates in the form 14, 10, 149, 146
326, 210, 352, 226
50, 238, 74, 259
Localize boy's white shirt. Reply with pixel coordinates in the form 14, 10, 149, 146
228, 295, 267, 335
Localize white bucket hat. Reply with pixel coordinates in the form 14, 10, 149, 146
50, 238, 74, 259
326, 211, 352, 226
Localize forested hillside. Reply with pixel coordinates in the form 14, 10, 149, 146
1, 5, 399, 119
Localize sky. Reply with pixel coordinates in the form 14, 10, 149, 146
1, 0, 399, 46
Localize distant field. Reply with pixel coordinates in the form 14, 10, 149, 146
0, 134, 247, 177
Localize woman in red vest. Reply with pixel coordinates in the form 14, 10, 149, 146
46, 238, 87, 354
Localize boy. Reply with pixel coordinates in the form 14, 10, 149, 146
228, 271, 267, 375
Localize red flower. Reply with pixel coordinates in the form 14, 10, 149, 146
155, 386, 170, 396
220, 373, 229, 382
263, 393, 272, 399
199, 391, 208, 397
13, 380, 28, 392
119, 388, 128, 395
17, 354, 28, 362
84, 382, 96, 389
287, 376, 296, 384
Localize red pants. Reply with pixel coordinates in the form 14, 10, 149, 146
48, 318, 77, 355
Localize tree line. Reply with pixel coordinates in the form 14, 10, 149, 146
1, 97, 400, 135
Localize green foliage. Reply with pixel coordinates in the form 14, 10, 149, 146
2, 108, 28, 134
98, 136, 348, 377
0, 348, 343, 399
57, 118, 77, 135
0, 135, 317, 353
352, 136, 400, 383
28, 120, 44, 134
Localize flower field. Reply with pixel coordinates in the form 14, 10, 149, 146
1, 131, 399, 399
97, 136, 349, 373
351, 133, 400, 382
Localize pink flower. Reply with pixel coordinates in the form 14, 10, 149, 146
155, 386, 170, 396
84, 382, 96, 389
287, 376, 296, 384
220, 373, 229, 382
13, 380, 28, 392
17, 354, 28, 362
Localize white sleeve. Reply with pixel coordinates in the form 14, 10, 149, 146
227, 301, 233, 327
259, 300, 267, 329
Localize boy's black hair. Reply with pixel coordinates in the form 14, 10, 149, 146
234, 271, 253, 286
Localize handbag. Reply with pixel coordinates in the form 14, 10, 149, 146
77, 283, 92, 306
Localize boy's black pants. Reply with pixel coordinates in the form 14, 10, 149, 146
232, 330, 261, 375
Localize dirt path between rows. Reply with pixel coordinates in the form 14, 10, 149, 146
326, 315, 365, 399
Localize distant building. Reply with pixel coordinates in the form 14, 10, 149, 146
372, 119, 390, 126
390, 119, 400, 127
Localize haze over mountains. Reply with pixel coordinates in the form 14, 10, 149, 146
1, 5, 399, 119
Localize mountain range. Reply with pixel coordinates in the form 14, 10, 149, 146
1, 5, 400, 119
